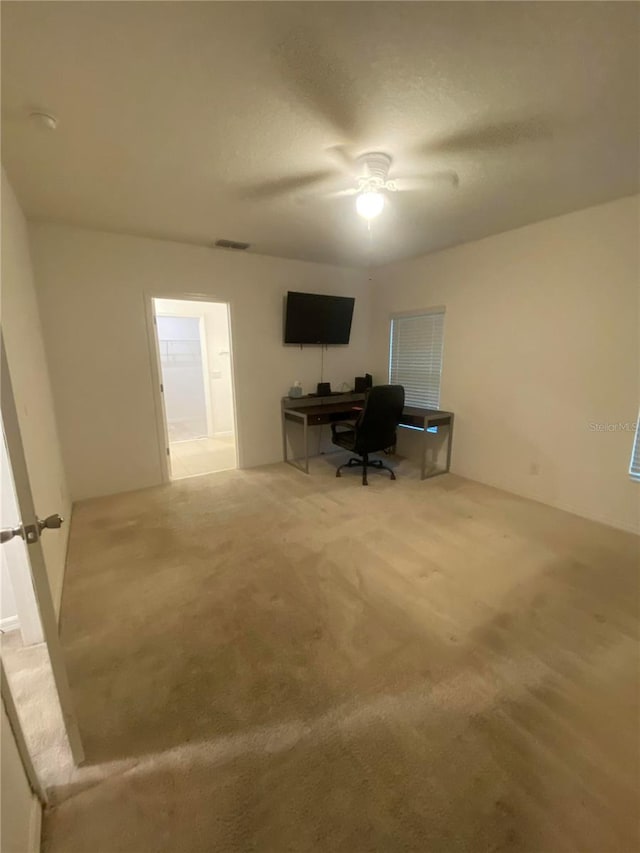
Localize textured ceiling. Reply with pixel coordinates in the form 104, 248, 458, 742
2, 2, 639, 268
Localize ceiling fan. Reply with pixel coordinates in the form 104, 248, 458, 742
241, 146, 459, 220
239, 28, 552, 218
303, 147, 459, 220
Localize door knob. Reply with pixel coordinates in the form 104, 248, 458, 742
37, 514, 64, 532
1, 526, 24, 545
1, 514, 63, 545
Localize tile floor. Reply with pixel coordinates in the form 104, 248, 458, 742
169, 435, 237, 479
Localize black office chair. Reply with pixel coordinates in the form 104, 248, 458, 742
331, 385, 405, 485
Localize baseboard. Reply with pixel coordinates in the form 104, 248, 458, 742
454, 468, 640, 535
0, 614, 19, 633
28, 795, 42, 853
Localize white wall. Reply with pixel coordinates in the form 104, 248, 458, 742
1, 556, 18, 629
154, 298, 235, 437
30, 224, 371, 500
1, 702, 41, 853
372, 195, 640, 533
156, 313, 209, 440
205, 302, 234, 435
1, 170, 71, 615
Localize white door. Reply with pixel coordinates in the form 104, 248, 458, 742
1, 335, 84, 765
2, 431, 44, 646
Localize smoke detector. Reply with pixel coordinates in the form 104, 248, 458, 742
29, 111, 58, 131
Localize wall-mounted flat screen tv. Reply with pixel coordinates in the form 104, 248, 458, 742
284, 291, 355, 345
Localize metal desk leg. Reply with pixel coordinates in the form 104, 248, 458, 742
445, 414, 454, 473
283, 410, 309, 474
282, 409, 288, 464
421, 417, 428, 480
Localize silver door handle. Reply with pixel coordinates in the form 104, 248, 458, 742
1, 514, 64, 545
1, 526, 24, 545
38, 514, 64, 532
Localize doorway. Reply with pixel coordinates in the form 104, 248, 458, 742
152, 298, 237, 479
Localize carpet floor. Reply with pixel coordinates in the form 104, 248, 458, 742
36, 456, 638, 852
1, 630, 72, 795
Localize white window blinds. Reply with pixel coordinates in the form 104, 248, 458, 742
630, 416, 640, 481
389, 309, 445, 408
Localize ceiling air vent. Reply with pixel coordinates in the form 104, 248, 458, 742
215, 239, 250, 251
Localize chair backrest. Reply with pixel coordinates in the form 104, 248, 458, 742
355, 385, 405, 452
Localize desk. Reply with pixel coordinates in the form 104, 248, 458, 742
281, 393, 454, 479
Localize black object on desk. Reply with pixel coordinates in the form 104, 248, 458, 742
316, 381, 331, 396
354, 374, 373, 392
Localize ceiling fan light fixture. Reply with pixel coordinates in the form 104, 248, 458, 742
356, 190, 384, 220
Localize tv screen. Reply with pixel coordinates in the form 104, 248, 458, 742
284, 292, 355, 345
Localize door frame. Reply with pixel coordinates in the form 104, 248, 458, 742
1, 333, 85, 766
143, 292, 240, 483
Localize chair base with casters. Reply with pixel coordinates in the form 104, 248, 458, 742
336, 452, 396, 486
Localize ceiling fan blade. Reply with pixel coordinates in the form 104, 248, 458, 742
274, 30, 361, 138
326, 145, 359, 175
239, 170, 337, 201
296, 185, 358, 204
422, 117, 552, 155
392, 171, 459, 192
318, 187, 359, 199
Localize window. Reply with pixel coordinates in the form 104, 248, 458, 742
389, 308, 445, 409
630, 416, 640, 482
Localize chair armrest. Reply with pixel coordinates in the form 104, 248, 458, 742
331, 420, 357, 436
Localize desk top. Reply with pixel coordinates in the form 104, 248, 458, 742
402, 405, 454, 419
283, 395, 453, 421
282, 392, 364, 411
289, 402, 361, 417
